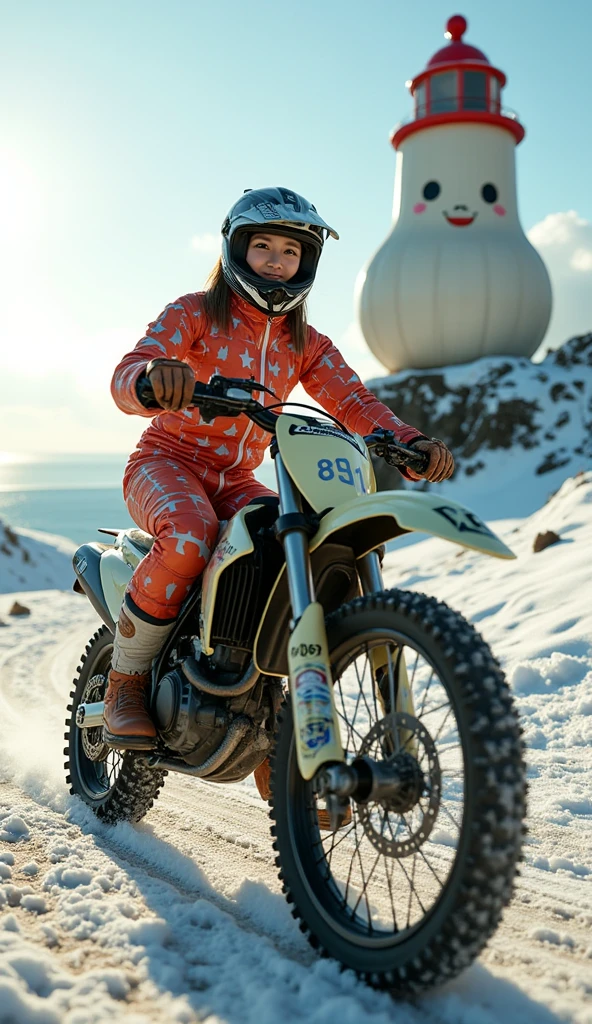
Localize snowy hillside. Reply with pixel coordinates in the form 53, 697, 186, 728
369, 333, 592, 519
0, 519, 76, 595
0, 475, 590, 1022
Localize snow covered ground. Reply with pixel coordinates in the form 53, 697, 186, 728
0, 475, 591, 1022
0, 519, 76, 596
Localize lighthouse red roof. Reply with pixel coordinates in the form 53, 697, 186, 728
391, 14, 524, 149
428, 16, 489, 67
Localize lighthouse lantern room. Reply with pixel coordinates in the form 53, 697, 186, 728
395, 15, 524, 146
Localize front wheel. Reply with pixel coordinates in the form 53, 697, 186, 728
269, 589, 526, 994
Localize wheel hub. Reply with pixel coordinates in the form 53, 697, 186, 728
375, 750, 425, 815
315, 713, 442, 855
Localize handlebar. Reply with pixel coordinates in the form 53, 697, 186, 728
136, 373, 279, 433
135, 373, 429, 475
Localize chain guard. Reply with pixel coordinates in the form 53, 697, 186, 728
357, 712, 441, 859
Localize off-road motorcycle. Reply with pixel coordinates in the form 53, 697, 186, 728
65, 373, 526, 995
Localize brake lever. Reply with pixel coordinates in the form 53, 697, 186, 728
208, 374, 277, 398
366, 429, 429, 474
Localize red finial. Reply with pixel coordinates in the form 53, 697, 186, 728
445, 14, 467, 42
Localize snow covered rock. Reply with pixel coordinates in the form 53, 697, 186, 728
367, 333, 592, 512
0, 518, 76, 594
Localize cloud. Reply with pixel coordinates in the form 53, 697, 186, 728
190, 232, 221, 254
571, 248, 592, 272
1, 368, 145, 453
336, 322, 386, 383
528, 211, 592, 358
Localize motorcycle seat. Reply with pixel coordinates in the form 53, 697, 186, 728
120, 528, 155, 555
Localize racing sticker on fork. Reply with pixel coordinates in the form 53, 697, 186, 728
288, 601, 344, 777
295, 668, 334, 753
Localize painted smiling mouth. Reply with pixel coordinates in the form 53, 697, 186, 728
444, 212, 477, 227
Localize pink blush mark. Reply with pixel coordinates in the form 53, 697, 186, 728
493, 204, 506, 216
413, 202, 427, 214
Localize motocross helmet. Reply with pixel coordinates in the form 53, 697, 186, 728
221, 187, 339, 316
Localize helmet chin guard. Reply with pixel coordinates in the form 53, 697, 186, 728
220, 187, 338, 316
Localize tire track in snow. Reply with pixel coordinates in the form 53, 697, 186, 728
0, 593, 589, 1022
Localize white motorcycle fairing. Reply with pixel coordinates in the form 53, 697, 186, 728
253, 490, 514, 677
309, 490, 515, 561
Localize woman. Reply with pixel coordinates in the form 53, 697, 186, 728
106, 186, 454, 751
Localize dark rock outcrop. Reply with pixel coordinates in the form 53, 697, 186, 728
9, 601, 30, 616
366, 333, 592, 491
533, 530, 561, 553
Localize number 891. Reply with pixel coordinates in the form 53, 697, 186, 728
317, 457, 366, 492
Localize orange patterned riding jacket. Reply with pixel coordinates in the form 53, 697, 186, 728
111, 291, 424, 486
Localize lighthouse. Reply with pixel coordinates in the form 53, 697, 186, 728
356, 14, 552, 373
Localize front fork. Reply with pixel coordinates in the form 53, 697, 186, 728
275, 455, 342, 780
357, 548, 418, 756
276, 454, 413, 782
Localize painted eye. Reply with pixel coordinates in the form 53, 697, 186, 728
423, 181, 441, 201
481, 183, 498, 203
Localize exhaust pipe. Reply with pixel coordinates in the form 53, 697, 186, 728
75, 702, 251, 782
182, 656, 260, 697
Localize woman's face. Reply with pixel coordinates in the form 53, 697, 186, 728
246, 233, 302, 282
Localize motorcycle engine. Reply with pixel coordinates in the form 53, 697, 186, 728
152, 668, 229, 764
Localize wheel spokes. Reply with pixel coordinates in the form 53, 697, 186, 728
311, 636, 465, 940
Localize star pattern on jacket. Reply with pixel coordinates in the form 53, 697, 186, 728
111, 291, 424, 483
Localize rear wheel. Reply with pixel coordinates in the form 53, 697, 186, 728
64, 627, 166, 824
270, 590, 526, 994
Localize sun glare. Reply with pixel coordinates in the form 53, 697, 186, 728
0, 452, 33, 465
0, 149, 39, 243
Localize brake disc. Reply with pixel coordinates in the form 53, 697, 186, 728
357, 712, 442, 859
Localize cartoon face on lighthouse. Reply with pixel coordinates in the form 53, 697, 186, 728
356, 15, 552, 372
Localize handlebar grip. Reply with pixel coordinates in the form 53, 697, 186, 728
134, 373, 277, 433
403, 448, 430, 474
135, 375, 214, 411
384, 442, 430, 474
135, 374, 160, 409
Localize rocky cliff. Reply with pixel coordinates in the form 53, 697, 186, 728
366, 334, 592, 513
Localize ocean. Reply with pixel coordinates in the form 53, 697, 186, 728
0, 453, 276, 546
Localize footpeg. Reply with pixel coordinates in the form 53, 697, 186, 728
322, 794, 352, 832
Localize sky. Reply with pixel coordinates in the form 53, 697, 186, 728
2, 0, 592, 454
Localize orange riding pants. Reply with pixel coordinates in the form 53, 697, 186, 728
123, 449, 277, 620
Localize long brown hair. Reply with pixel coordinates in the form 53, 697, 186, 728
202, 258, 308, 355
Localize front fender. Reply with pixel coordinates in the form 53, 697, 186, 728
310, 491, 515, 560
